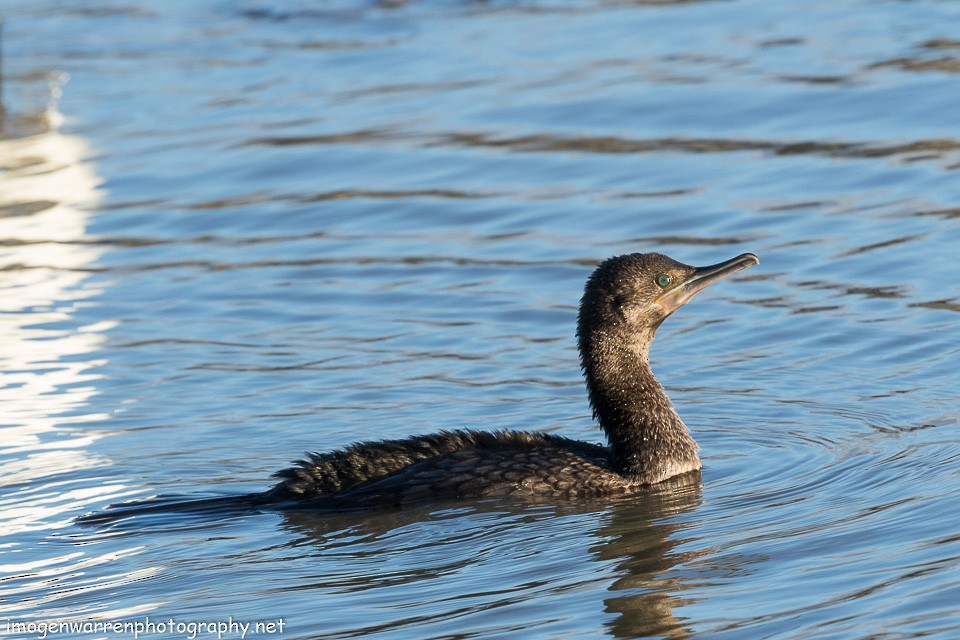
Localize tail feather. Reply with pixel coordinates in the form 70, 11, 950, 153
76, 493, 267, 525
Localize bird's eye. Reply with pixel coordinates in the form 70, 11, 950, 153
656, 274, 672, 288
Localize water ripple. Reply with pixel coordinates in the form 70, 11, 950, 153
242, 128, 960, 165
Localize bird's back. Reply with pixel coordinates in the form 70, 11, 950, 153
268, 429, 629, 508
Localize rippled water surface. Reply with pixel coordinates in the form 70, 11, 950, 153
2, 1, 960, 638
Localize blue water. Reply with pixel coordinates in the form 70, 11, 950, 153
2, 1, 959, 638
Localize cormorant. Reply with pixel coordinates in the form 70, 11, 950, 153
79, 251, 758, 521
266, 251, 759, 508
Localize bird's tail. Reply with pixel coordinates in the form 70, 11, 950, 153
75, 493, 269, 526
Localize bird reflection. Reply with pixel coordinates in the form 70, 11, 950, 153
593, 473, 704, 638
276, 471, 705, 639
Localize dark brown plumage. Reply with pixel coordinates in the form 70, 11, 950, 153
266, 251, 759, 509
78, 251, 759, 524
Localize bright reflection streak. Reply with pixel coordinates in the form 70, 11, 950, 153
0, 116, 133, 533
0, 109, 156, 615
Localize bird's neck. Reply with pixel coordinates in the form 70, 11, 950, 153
583, 333, 700, 484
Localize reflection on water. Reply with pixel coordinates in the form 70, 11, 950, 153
0, 109, 149, 617
593, 478, 705, 640
271, 475, 704, 639
0, 117, 122, 528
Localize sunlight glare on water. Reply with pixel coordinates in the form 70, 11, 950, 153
1, 0, 959, 638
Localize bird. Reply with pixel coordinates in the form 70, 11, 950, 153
79, 251, 758, 522
264, 251, 759, 509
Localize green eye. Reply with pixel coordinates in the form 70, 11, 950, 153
656, 274, 672, 288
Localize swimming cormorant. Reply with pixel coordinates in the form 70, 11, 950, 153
265, 251, 759, 508
78, 252, 759, 524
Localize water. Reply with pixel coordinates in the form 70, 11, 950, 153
2, 0, 959, 638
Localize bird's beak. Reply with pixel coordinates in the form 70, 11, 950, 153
656, 253, 759, 314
